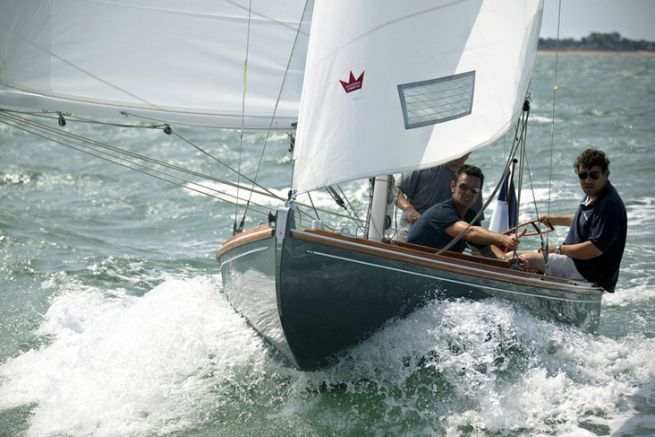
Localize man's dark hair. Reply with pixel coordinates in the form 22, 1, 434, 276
575, 148, 610, 176
454, 164, 484, 187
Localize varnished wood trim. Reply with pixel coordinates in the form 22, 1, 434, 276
215, 225, 274, 260
292, 229, 601, 295
389, 239, 512, 268
306, 229, 511, 268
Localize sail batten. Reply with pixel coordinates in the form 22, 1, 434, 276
293, 0, 543, 192
0, 0, 312, 129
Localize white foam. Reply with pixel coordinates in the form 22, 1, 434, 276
529, 114, 561, 124
1, 170, 32, 185
290, 298, 655, 435
4, 282, 653, 436
184, 180, 284, 206
604, 283, 655, 307
0, 276, 270, 436
627, 197, 655, 229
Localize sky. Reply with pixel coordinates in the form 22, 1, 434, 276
540, 0, 655, 41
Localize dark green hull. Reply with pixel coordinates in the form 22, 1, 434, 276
217, 206, 603, 370
217, 226, 296, 364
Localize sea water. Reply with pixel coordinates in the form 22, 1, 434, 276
1, 54, 654, 436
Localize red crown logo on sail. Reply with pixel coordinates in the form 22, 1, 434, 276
339, 70, 364, 93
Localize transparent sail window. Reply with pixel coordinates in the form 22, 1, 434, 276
398, 71, 475, 129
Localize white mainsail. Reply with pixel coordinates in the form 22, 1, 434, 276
293, 0, 543, 193
0, 0, 311, 129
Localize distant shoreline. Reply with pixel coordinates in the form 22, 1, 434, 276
537, 50, 655, 57
538, 33, 655, 54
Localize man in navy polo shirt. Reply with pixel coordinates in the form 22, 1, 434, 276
518, 149, 627, 292
407, 164, 519, 255
396, 153, 485, 241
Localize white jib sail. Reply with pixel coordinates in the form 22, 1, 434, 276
293, 0, 543, 193
0, 0, 311, 129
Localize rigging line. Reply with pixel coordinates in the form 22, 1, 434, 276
524, 155, 541, 218
0, 112, 362, 223
299, 200, 363, 222
0, 109, 165, 129
0, 112, 284, 208
435, 113, 525, 256
512, 103, 530, 266
234, 0, 254, 234
325, 186, 345, 210
4, 111, 361, 221
2, 110, 363, 224
0, 117, 272, 217
509, 105, 530, 266
362, 178, 375, 238
224, 0, 311, 35
545, 0, 563, 256
2, 111, 249, 194
337, 184, 362, 222
171, 131, 284, 201
515, 103, 530, 233
306, 192, 321, 220
292, 191, 362, 222
9, 114, 360, 222
0, 114, 266, 208
239, 0, 311, 224
118, 109, 292, 131
524, 153, 548, 252
484, 108, 526, 221
324, 185, 361, 224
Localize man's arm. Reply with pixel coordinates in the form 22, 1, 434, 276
549, 241, 603, 260
471, 245, 510, 260
516, 240, 603, 273
446, 221, 520, 251
396, 191, 421, 223
540, 214, 575, 227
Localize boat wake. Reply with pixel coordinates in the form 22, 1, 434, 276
0, 276, 274, 436
299, 297, 655, 435
1, 279, 653, 436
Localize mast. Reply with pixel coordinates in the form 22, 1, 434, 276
514, 99, 531, 236
366, 175, 391, 241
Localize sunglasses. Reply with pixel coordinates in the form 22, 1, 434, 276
577, 171, 602, 180
457, 183, 481, 194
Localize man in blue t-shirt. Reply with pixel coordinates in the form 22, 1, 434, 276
517, 149, 627, 292
406, 165, 519, 256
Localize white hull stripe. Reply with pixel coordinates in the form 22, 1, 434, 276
219, 246, 268, 268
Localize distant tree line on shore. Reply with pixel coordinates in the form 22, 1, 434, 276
539, 32, 655, 51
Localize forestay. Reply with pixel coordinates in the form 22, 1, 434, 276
293, 0, 543, 193
0, 0, 311, 129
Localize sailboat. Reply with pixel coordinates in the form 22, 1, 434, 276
0, 0, 603, 371
215, 0, 604, 370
